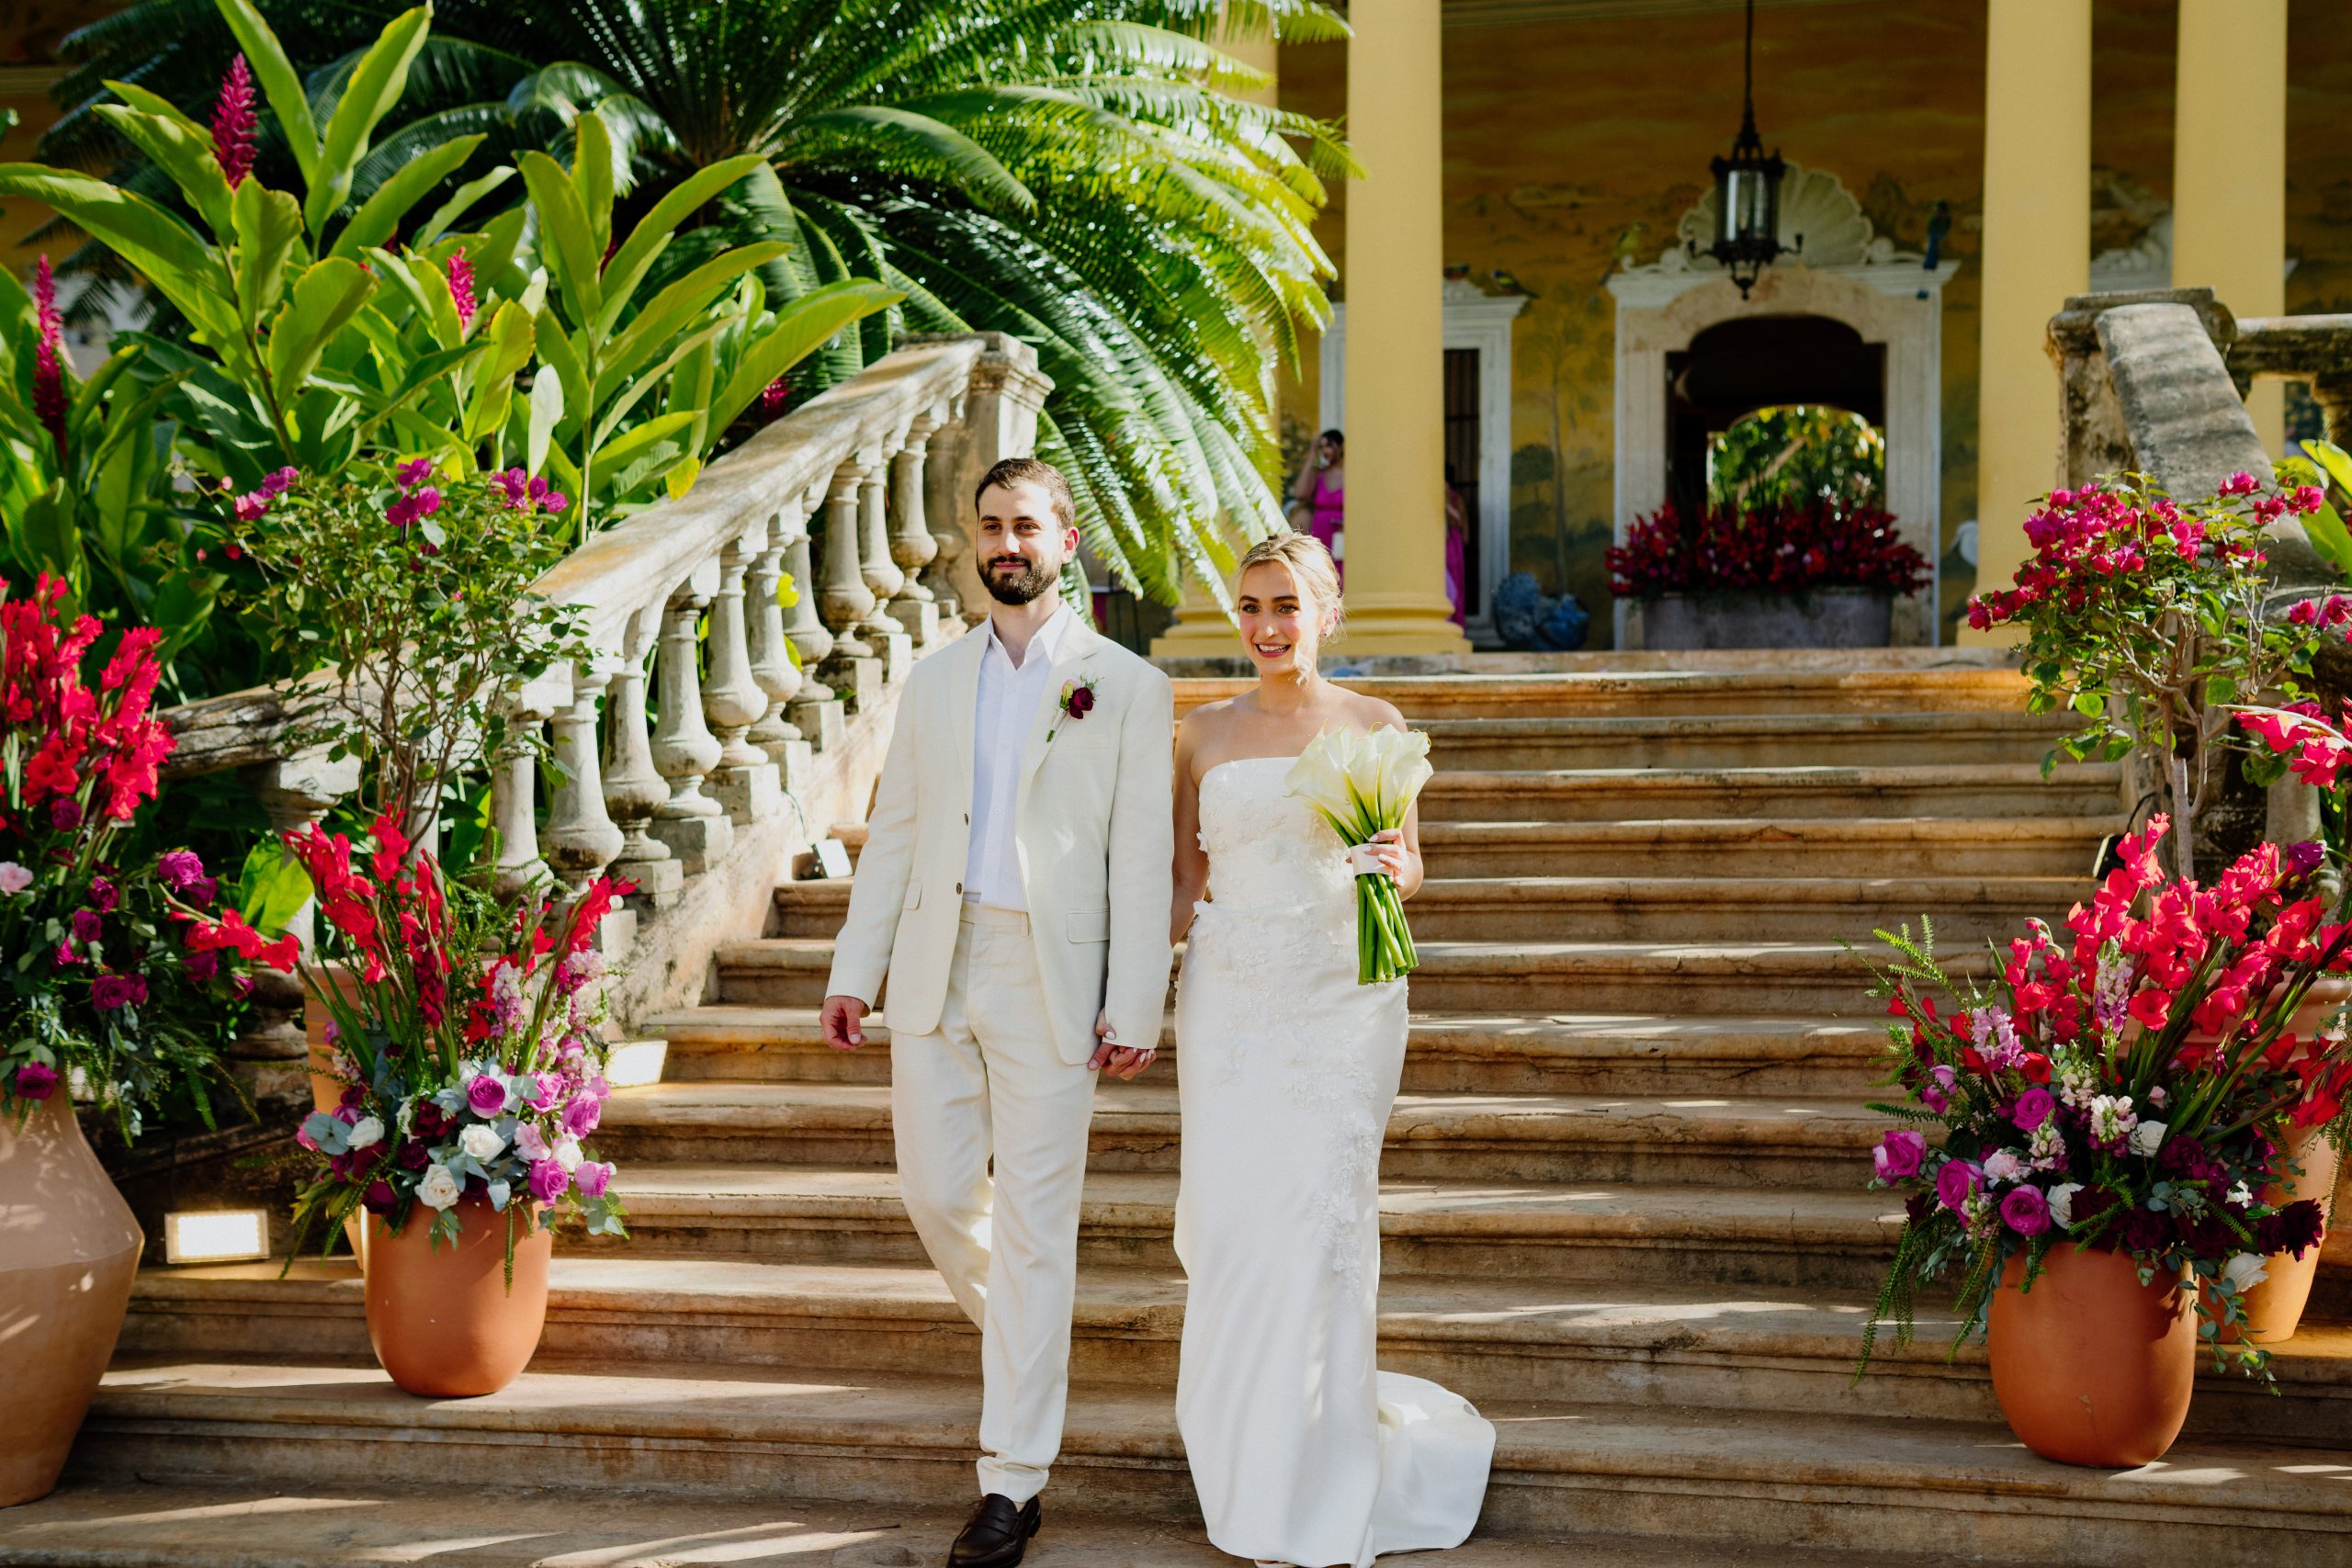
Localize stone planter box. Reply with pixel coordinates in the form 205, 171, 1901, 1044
1639, 588, 1896, 650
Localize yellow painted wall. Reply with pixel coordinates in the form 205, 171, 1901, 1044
1281, 0, 2352, 646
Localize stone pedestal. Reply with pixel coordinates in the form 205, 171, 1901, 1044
887, 600, 940, 648
766, 734, 816, 793
710, 761, 786, 826
874, 628, 913, 685
617, 856, 685, 911
789, 695, 846, 753
831, 656, 882, 715
648, 813, 734, 877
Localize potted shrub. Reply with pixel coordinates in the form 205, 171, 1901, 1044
286, 814, 629, 1396
0, 574, 294, 1506
1607, 498, 1930, 649
1856, 818, 2349, 1466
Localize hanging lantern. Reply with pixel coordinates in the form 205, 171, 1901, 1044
1704, 0, 1788, 298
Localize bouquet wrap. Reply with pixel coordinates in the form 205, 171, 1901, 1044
1286, 727, 1432, 985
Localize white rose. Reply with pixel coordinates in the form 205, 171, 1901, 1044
2046, 1182, 2084, 1227
459, 1123, 505, 1162
2222, 1252, 2269, 1293
345, 1116, 384, 1151
554, 1136, 583, 1173
2129, 1120, 2168, 1158
415, 1163, 462, 1211
2227, 1183, 2254, 1208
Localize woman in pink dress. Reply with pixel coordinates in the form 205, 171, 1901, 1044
1287, 428, 1345, 585
1442, 465, 1470, 629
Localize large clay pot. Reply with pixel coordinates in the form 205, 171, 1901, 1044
1988, 1244, 2195, 1468
2233, 1128, 2340, 1344
364, 1194, 550, 1397
0, 1095, 144, 1506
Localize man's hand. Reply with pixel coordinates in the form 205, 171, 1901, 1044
820, 994, 870, 1051
1087, 1007, 1156, 1080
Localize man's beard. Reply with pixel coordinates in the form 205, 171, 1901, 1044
983, 555, 1057, 605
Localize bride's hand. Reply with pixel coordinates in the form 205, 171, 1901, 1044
1352, 829, 1408, 883
1088, 1008, 1157, 1080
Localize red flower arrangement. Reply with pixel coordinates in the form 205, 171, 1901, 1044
1607, 499, 1929, 600
2, 573, 294, 1133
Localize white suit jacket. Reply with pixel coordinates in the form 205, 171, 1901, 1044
825, 615, 1176, 1065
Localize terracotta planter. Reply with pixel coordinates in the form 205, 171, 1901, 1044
364, 1194, 550, 1397
1988, 1244, 2195, 1468
2230, 1128, 2340, 1345
0, 1095, 144, 1506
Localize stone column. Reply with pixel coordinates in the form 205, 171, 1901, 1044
887, 409, 944, 646
856, 445, 914, 681
603, 605, 684, 908
817, 455, 883, 711
922, 400, 969, 622
232, 750, 359, 1101
544, 659, 635, 953
703, 528, 786, 824
1335, 0, 1468, 655
2173, 0, 2287, 454
747, 507, 816, 785
488, 692, 557, 900
648, 568, 735, 874
1966, 0, 2090, 642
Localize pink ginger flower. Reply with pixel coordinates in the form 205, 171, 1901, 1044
30, 255, 66, 463
762, 376, 792, 412
211, 55, 257, 188
446, 253, 478, 331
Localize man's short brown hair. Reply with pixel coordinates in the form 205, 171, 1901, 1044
974, 457, 1076, 531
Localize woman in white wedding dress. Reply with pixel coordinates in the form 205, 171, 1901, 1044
1167, 534, 1495, 1567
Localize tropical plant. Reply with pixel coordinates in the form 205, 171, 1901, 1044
0, 573, 299, 1137
42, 0, 1353, 599
1706, 404, 1885, 517
1967, 471, 2334, 880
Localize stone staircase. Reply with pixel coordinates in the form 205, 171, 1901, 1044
21, 656, 2352, 1567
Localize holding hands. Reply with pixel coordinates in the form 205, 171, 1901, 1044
1091, 1007, 1157, 1080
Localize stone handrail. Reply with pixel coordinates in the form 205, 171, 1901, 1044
2228, 314, 2352, 447
162, 331, 1051, 1081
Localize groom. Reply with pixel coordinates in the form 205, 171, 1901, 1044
820, 457, 1175, 1567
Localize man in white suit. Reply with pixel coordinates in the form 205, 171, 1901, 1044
820, 457, 1175, 1568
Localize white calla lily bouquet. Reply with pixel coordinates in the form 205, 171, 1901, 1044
1286, 727, 1434, 985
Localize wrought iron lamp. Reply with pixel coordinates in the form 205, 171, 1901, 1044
1702, 0, 1791, 297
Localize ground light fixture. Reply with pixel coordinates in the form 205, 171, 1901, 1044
162, 1207, 271, 1266
1701, 0, 1793, 297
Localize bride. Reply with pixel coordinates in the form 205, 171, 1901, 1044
1166, 533, 1494, 1566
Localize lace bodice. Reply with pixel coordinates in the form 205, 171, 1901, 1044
1195, 756, 1353, 917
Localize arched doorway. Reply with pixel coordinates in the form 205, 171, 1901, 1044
1666, 317, 1884, 518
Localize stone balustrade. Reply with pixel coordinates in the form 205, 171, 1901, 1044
155, 333, 1051, 1083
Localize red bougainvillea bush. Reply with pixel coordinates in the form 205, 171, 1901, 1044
1859, 818, 2351, 1382
288, 812, 633, 1262
1605, 499, 1930, 600
1, 574, 295, 1134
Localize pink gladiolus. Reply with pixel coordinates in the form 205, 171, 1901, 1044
211, 55, 256, 187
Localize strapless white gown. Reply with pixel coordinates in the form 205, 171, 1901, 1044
1173, 757, 1495, 1567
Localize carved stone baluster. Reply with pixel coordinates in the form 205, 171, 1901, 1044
857, 438, 912, 681
817, 455, 883, 711
782, 484, 845, 750
603, 606, 684, 909
887, 409, 943, 646
922, 397, 971, 623
546, 658, 628, 900
705, 528, 785, 824
648, 567, 734, 874
747, 509, 818, 786
232, 750, 359, 1103
489, 689, 558, 900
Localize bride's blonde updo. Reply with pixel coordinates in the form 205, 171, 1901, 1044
1233, 532, 1343, 675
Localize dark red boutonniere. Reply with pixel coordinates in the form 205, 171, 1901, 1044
1048, 675, 1099, 742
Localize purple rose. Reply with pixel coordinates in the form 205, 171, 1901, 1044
561, 1095, 602, 1138
1067, 683, 1096, 716
574, 1158, 614, 1199
362, 1179, 398, 1215
184, 947, 220, 983
70, 908, 102, 943
13, 1062, 59, 1101
519, 1073, 557, 1112
86, 875, 118, 913
2287, 839, 2326, 878
1919, 1063, 1957, 1114
527, 1158, 571, 1203
466, 1073, 510, 1118
1872, 1128, 1928, 1182
397, 1138, 430, 1171
91, 973, 140, 1010
2010, 1088, 2055, 1133
157, 850, 215, 904
2000, 1184, 2051, 1237
50, 796, 82, 831
1935, 1158, 1982, 1213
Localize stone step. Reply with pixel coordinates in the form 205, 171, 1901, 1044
1171, 668, 2039, 720
650, 1006, 1890, 1097
71, 1359, 2352, 1565
118, 1259, 2352, 1444
716, 936, 1974, 1017
1425, 763, 2123, 822
774, 873, 2080, 944
594, 1082, 1892, 1185
1418, 816, 2113, 879
1416, 711, 2068, 771
592, 1164, 1905, 1289
1, 1480, 1945, 1568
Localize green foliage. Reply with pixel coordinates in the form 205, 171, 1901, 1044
1706, 404, 1884, 516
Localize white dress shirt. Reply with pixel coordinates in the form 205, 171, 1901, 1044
964, 604, 1075, 909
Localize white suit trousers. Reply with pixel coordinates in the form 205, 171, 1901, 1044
890, 904, 1099, 1504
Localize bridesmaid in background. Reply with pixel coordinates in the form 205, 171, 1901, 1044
1288, 428, 1346, 586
